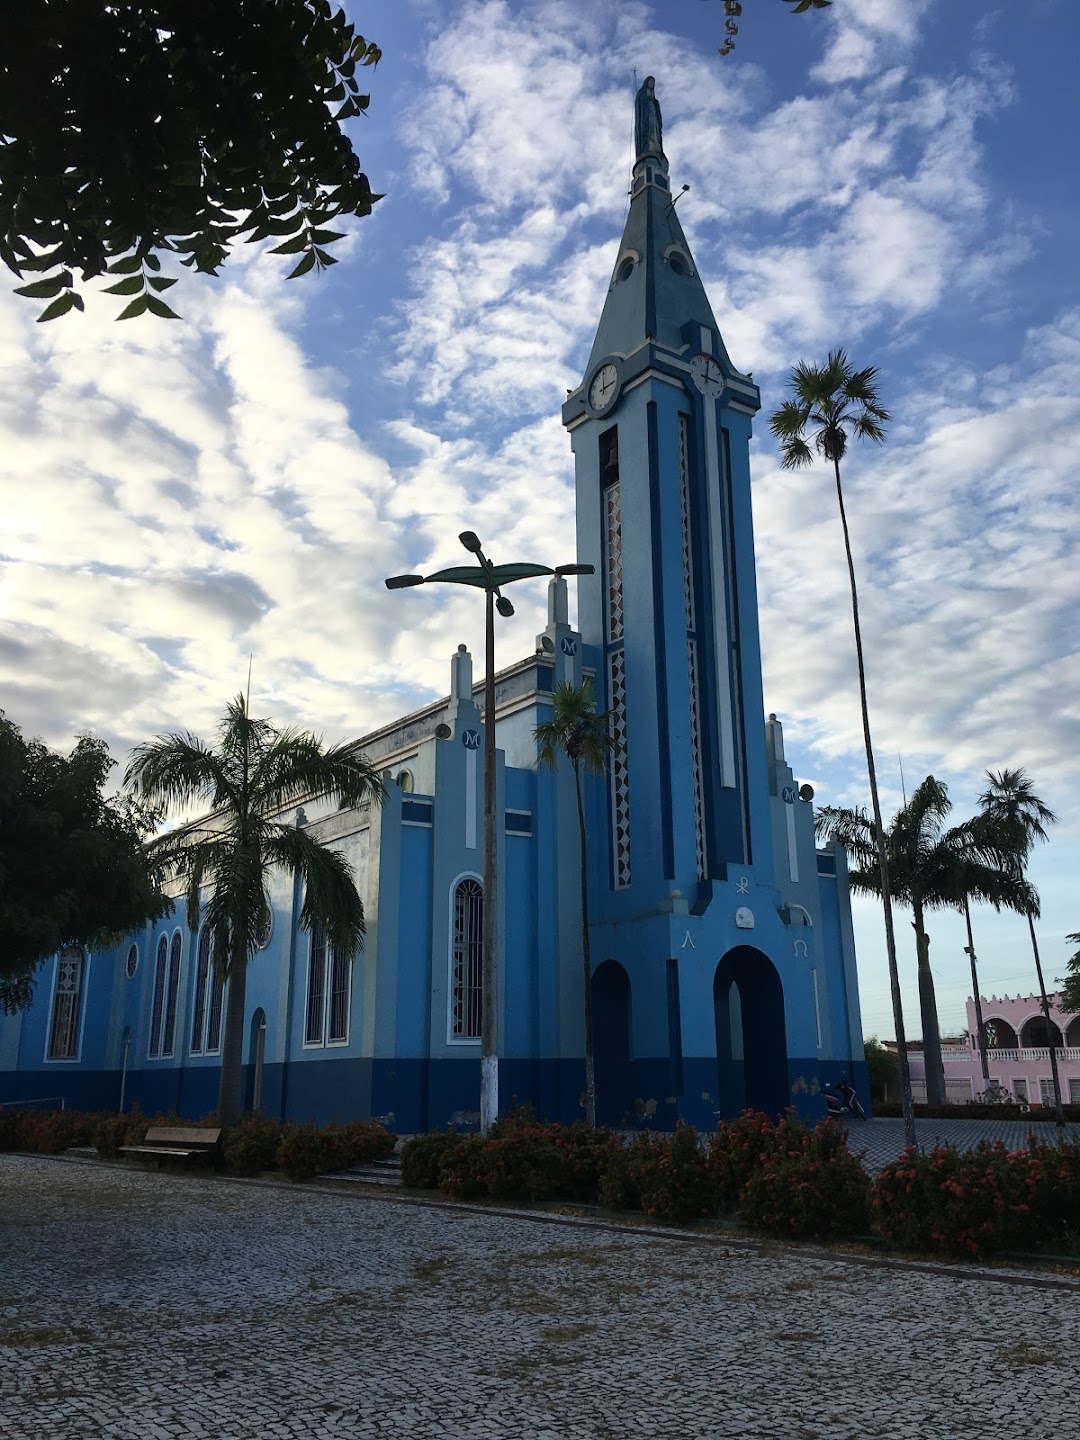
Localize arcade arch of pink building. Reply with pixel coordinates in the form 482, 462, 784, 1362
901, 993, 1080, 1106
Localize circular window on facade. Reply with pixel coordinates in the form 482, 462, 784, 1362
668, 250, 691, 277
617, 256, 635, 283
125, 943, 139, 979
256, 910, 273, 950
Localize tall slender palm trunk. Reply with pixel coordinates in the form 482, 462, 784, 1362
1027, 913, 1065, 1129
217, 930, 249, 1126
833, 455, 917, 1150
963, 899, 992, 1095
912, 897, 945, 1105
573, 760, 596, 1127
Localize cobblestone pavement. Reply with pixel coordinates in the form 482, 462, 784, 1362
846, 1117, 1080, 1173
2, 1156, 1079, 1440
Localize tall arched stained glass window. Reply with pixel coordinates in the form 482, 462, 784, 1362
47, 947, 86, 1060
451, 879, 483, 1040
162, 932, 182, 1057
149, 935, 169, 1057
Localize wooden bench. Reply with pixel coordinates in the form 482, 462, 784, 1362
119, 1126, 223, 1168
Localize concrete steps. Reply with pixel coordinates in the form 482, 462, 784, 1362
327, 1154, 403, 1187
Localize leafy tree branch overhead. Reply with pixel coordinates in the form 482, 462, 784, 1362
0, 1, 382, 322
715, 0, 831, 59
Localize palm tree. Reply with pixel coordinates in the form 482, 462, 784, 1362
816, 776, 1028, 1106
534, 679, 613, 1127
125, 695, 384, 1126
769, 352, 916, 1147
978, 768, 1063, 1125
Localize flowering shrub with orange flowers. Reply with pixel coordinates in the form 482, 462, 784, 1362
433, 1110, 625, 1204
706, 1109, 828, 1211
598, 1123, 715, 1223
735, 1116, 871, 1239
870, 1139, 1080, 1258
276, 1117, 395, 1181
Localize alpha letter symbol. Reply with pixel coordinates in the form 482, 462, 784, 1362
681, 931, 695, 949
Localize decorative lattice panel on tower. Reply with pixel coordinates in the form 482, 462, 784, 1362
680, 415, 707, 879
604, 478, 631, 887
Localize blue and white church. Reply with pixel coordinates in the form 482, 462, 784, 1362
0, 80, 867, 1131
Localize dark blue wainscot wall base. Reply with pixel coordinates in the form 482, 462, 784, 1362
673, 1057, 873, 1130
2, 1056, 873, 1133
0, 1069, 121, 1114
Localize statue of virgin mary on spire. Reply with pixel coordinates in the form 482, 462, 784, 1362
634, 75, 665, 161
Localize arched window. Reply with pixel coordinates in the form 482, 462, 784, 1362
191, 929, 226, 1055
149, 935, 169, 1057
162, 932, 182, 1057
304, 923, 352, 1047
47, 947, 86, 1060
191, 930, 210, 1053
149, 932, 182, 1058
451, 879, 483, 1040
305, 924, 327, 1046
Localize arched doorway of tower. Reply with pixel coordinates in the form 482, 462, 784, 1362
713, 947, 788, 1119
592, 960, 632, 1127
245, 1008, 267, 1114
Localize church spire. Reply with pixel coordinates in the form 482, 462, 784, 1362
576, 76, 748, 380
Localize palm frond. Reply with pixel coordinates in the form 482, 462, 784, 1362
266, 823, 366, 957
813, 805, 878, 872
534, 680, 613, 775
978, 767, 1057, 879
770, 349, 888, 474
124, 734, 237, 814
852, 414, 888, 445
251, 734, 385, 813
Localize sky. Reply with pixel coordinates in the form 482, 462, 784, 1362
1, 0, 1078, 1042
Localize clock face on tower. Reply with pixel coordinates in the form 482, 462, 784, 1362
587, 361, 620, 416
690, 352, 724, 398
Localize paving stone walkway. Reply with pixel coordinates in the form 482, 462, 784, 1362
2, 1154, 1078, 1440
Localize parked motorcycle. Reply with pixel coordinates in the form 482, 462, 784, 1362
823, 1078, 867, 1120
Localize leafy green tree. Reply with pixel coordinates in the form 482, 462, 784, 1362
0, 710, 170, 1012
125, 695, 384, 1125
1061, 933, 1080, 1013
816, 776, 1029, 1107
768, 350, 917, 1146
864, 1035, 898, 1105
978, 768, 1064, 1125
2, 2, 381, 321
534, 679, 613, 1128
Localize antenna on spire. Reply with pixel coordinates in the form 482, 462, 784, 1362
246, 653, 253, 717
898, 753, 907, 806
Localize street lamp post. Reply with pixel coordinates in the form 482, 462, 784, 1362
387, 532, 592, 1133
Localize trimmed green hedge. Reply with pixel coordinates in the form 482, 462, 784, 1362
400, 1108, 1080, 1258
0, 1105, 395, 1182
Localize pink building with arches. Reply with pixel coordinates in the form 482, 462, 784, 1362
904, 993, 1080, 1106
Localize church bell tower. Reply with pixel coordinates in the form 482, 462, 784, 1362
561, 78, 864, 1126
563, 76, 771, 917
